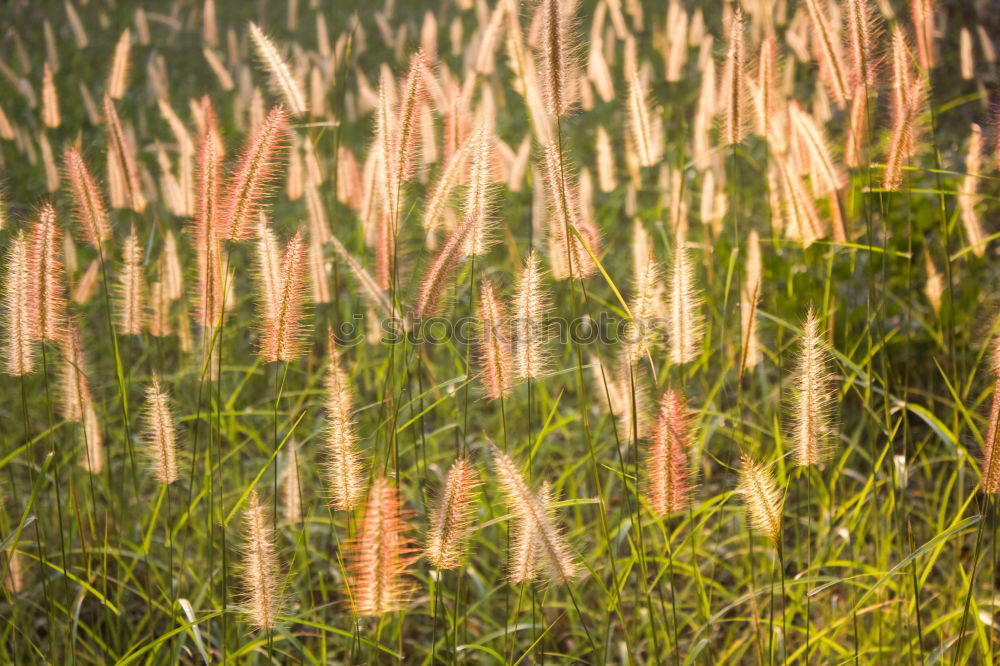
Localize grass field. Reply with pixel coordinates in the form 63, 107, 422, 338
1, 0, 999, 663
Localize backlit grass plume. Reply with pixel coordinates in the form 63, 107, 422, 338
221, 104, 288, 241
492, 445, 578, 584
239, 490, 283, 631
740, 229, 762, 374
667, 227, 704, 365
193, 99, 224, 328
351, 476, 416, 616
414, 217, 470, 319
981, 345, 1000, 494
537, 0, 578, 117
248, 22, 307, 117
543, 142, 598, 280
425, 458, 480, 569
803, 0, 850, 106
65, 149, 111, 251
323, 330, 363, 511
477, 280, 513, 400
28, 203, 67, 343
259, 230, 309, 363
514, 251, 550, 380
3, 232, 35, 376
721, 7, 747, 146
104, 95, 146, 213
647, 389, 694, 516
118, 225, 144, 336
107, 28, 131, 99
739, 452, 783, 550
790, 308, 835, 466
143, 373, 179, 485
59, 322, 93, 423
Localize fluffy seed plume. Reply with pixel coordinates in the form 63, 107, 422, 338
537, 0, 578, 117
425, 458, 480, 569
248, 22, 307, 116
221, 104, 288, 241
42, 62, 60, 128
626, 66, 661, 167
666, 228, 704, 365
260, 230, 310, 363
462, 123, 497, 256
413, 217, 470, 319
107, 28, 131, 99
790, 309, 835, 466
324, 330, 363, 511
846, 0, 880, 89
492, 445, 577, 584
542, 142, 598, 280
803, 0, 850, 106
422, 129, 474, 234
104, 95, 146, 213
738, 452, 784, 550
514, 251, 550, 380
625, 246, 664, 361
28, 203, 68, 343
194, 100, 224, 328
59, 322, 92, 422
740, 229, 763, 374
647, 389, 694, 516
351, 477, 416, 616
255, 215, 282, 322
118, 225, 144, 335
282, 442, 302, 524
883, 28, 923, 191
981, 348, 1000, 494
81, 402, 104, 474
65, 149, 111, 250
721, 7, 747, 146
143, 374, 179, 485
3, 232, 36, 376
239, 490, 283, 631
477, 280, 513, 399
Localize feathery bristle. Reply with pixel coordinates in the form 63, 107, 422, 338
740, 229, 763, 373
542, 142, 597, 280
59, 322, 92, 422
492, 445, 577, 584
462, 123, 497, 256
789, 102, 844, 195
509, 480, 552, 585
910, 0, 936, 72
754, 35, 778, 139
414, 217, 470, 319
883, 27, 922, 191
537, 0, 577, 117
775, 154, 825, 246
81, 402, 104, 474
255, 215, 282, 322
959, 124, 987, 256
790, 308, 835, 466
425, 458, 480, 569
118, 225, 144, 336
107, 28, 132, 100
666, 228, 704, 365
3, 232, 36, 376
194, 101, 224, 328
982, 352, 1000, 493
647, 389, 694, 516
477, 280, 513, 400
144, 373, 179, 485
29, 203, 68, 343
422, 128, 474, 234
104, 95, 146, 213
282, 442, 302, 524
162, 231, 184, 301
738, 452, 783, 550
260, 230, 310, 363
721, 8, 746, 145
351, 477, 415, 616
625, 246, 664, 360
804, 0, 850, 106
324, 330, 363, 511
221, 105, 288, 241
240, 490, 283, 631
248, 22, 307, 116
846, 0, 880, 89
626, 66, 661, 167
65, 149, 111, 250
42, 62, 60, 128
923, 249, 943, 314
148, 280, 171, 337
514, 251, 550, 380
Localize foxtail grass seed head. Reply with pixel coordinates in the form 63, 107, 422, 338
248, 22, 307, 116
29, 203, 68, 343
982, 356, 1000, 493
414, 217, 469, 319
790, 308, 835, 466
667, 229, 704, 365
42, 62, 60, 128
260, 230, 310, 363
537, 0, 578, 117
626, 66, 661, 167
81, 402, 104, 474
740, 229, 763, 373
477, 280, 513, 399
282, 443, 302, 524
542, 142, 597, 280
59, 322, 92, 422
221, 105, 288, 241
240, 490, 283, 631
65, 149, 111, 250
803, 0, 850, 106
514, 251, 551, 380
846, 0, 880, 89
738, 452, 783, 550
492, 445, 578, 584
144, 374, 179, 485
107, 28, 131, 99
104, 95, 146, 213
462, 123, 497, 257
324, 330, 363, 511
722, 7, 746, 146
625, 249, 663, 360
425, 458, 480, 569
647, 389, 694, 516
3, 232, 36, 376
118, 225, 144, 336
351, 477, 416, 616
